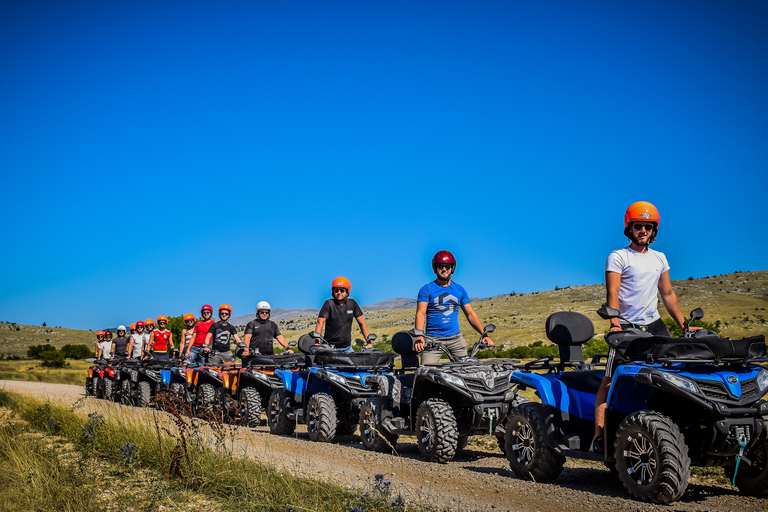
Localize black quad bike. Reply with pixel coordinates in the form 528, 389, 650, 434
506, 307, 768, 504
361, 325, 525, 463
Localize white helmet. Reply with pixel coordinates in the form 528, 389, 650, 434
117, 325, 126, 332
255, 301, 271, 312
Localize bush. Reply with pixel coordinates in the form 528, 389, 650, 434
663, 318, 721, 338
40, 350, 67, 368
27, 344, 56, 359
61, 344, 94, 359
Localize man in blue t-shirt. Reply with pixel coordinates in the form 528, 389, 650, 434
414, 250, 494, 364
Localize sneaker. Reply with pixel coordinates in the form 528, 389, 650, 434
589, 435, 604, 454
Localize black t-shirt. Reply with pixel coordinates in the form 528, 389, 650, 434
244, 320, 281, 355
112, 336, 130, 357
209, 322, 237, 352
318, 298, 363, 348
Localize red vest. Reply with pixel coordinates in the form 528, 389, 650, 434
153, 329, 171, 351
193, 319, 214, 346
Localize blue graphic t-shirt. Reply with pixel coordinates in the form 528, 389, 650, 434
417, 280, 470, 337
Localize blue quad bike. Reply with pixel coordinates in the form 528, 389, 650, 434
506, 306, 768, 504
267, 332, 393, 442
360, 324, 525, 462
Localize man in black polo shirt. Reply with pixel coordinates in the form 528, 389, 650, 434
315, 276, 372, 352
242, 301, 292, 356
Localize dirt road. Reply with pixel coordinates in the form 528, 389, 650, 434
1, 380, 763, 512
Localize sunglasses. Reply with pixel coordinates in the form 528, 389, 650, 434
436, 263, 454, 270
632, 223, 655, 232
332, 288, 348, 294
158, 321, 167, 325
220, 311, 230, 316
258, 310, 270, 315
184, 319, 195, 324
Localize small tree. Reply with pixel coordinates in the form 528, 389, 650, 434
40, 349, 66, 368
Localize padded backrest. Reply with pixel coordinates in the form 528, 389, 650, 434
391, 330, 419, 369
298, 333, 316, 354
546, 312, 595, 346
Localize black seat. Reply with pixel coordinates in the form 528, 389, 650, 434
392, 331, 420, 370
546, 312, 595, 367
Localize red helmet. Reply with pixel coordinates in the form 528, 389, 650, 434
201, 304, 213, 313
104, 330, 113, 338
624, 201, 660, 227
135, 321, 145, 327
219, 304, 232, 314
331, 276, 351, 292
432, 250, 457, 271
183, 313, 196, 322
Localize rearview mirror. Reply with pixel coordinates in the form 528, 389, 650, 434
367, 334, 378, 342
597, 306, 621, 320
310, 331, 322, 339
484, 324, 496, 334
689, 308, 704, 322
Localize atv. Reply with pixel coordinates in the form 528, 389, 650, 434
267, 332, 392, 442
360, 324, 524, 463
216, 343, 306, 427
85, 359, 109, 398
505, 307, 768, 504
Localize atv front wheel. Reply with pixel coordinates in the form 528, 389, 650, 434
85, 377, 94, 397
614, 410, 690, 504
103, 379, 114, 401
725, 433, 768, 497
196, 383, 216, 416
359, 398, 398, 452
505, 402, 565, 482
307, 393, 337, 442
138, 381, 152, 407
120, 379, 133, 406
95, 377, 104, 399
416, 398, 458, 463
267, 389, 295, 435
216, 387, 236, 423
240, 387, 262, 427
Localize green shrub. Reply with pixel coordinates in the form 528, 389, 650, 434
61, 344, 94, 359
27, 344, 56, 359
40, 350, 66, 368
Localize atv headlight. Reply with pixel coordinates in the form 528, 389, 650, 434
440, 372, 466, 389
662, 372, 699, 394
757, 369, 768, 395
250, 371, 269, 381
326, 371, 346, 385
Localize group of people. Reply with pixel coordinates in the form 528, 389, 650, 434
93, 200, 690, 453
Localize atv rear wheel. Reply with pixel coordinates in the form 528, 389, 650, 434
95, 377, 104, 399
457, 435, 471, 451
359, 398, 398, 453
196, 383, 216, 416
614, 410, 690, 504
240, 387, 262, 427
267, 389, 295, 435
307, 393, 337, 442
416, 398, 458, 463
85, 377, 94, 396
505, 402, 565, 482
725, 433, 768, 497
103, 379, 114, 401
120, 379, 133, 406
138, 381, 152, 407
216, 387, 236, 423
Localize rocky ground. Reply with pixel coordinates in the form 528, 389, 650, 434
1, 380, 764, 512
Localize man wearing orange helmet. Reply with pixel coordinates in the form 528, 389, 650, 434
148, 316, 174, 361
315, 277, 371, 352
413, 250, 494, 364
203, 304, 242, 364
185, 305, 215, 364
591, 201, 693, 452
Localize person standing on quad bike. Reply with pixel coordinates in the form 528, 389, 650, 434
185, 305, 215, 363
111, 326, 131, 360
97, 330, 113, 359
141, 318, 156, 356
315, 277, 372, 352
179, 313, 197, 358
203, 304, 242, 364
129, 321, 146, 359
148, 316, 174, 361
242, 301, 293, 357
94, 331, 105, 358
413, 250, 494, 364
591, 201, 696, 451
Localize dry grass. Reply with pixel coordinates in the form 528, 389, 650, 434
0, 359, 91, 386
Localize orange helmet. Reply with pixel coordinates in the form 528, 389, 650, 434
624, 201, 660, 228
96, 330, 105, 336
183, 313, 196, 322
157, 315, 168, 323
219, 304, 232, 314
145, 318, 155, 327
130, 323, 136, 330
331, 276, 351, 292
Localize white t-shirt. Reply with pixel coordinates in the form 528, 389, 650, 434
130, 333, 146, 358
605, 246, 670, 325
98, 341, 112, 359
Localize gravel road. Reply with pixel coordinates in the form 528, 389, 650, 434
1, 380, 764, 512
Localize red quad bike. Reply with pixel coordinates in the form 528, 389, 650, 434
85, 359, 109, 398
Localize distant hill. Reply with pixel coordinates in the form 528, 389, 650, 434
2, 270, 766, 356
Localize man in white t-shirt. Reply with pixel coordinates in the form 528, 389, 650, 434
591, 201, 691, 453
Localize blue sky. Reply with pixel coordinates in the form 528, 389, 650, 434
1, 1, 766, 330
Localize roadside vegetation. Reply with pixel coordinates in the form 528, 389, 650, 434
0, 389, 412, 512
0, 360, 92, 386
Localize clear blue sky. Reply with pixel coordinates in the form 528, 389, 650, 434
1, 1, 766, 330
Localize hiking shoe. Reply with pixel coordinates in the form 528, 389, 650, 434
589, 435, 604, 454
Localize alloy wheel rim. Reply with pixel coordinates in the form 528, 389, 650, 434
511, 421, 535, 465
625, 432, 657, 485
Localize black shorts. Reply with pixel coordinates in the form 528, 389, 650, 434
605, 318, 671, 378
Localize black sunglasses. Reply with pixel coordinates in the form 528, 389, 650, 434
632, 223, 655, 232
